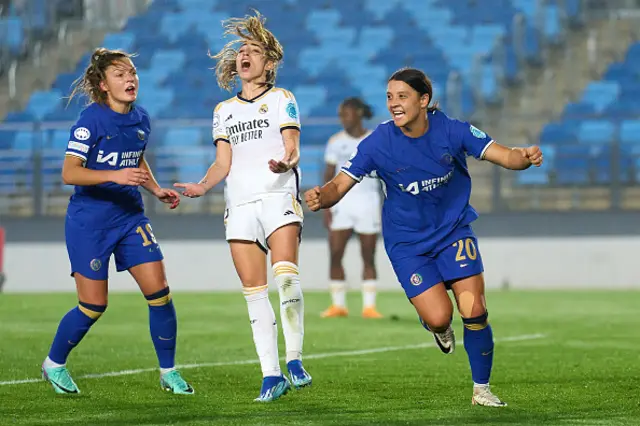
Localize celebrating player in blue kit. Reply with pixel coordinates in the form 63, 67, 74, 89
305, 68, 543, 407
41, 48, 193, 395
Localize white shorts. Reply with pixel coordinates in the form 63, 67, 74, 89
224, 193, 303, 251
330, 193, 381, 235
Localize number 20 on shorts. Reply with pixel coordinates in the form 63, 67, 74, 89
136, 224, 157, 247
452, 238, 477, 262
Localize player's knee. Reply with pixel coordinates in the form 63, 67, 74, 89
362, 253, 375, 270
145, 287, 173, 307
461, 311, 489, 331
329, 252, 343, 269
421, 307, 453, 332
424, 316, 452, 333
456, 289, 486, 318
78, 301, 107, 321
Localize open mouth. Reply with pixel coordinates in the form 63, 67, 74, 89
392, 111, 405, 119
240, 59, 251, 72
125, 85, 136, 95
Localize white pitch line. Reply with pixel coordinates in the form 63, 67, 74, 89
0, 333, 545, 386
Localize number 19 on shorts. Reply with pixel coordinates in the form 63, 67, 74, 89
136, 224, 157, 247
452, 238, 477, 262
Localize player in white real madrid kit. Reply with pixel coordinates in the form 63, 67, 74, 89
321, 98, 384, 320
174, 11, 311, 402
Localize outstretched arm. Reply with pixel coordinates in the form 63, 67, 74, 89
305, 171, 357, 211
174, 141, 232, 198
483, 142, 543, 170
140, 155, 180, 209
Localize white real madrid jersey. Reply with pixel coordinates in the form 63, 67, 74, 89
213, 86, 301, 206
324, 130, 380, 197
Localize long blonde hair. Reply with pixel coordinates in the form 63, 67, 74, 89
68, 48, 135, 105
211, 11, 284, 92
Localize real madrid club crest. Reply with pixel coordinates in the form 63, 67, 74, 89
259, 104, 268, 114
137, 129, 146, 140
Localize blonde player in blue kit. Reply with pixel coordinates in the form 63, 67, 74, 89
305, 68, 543, 407
41, 48, 193, 395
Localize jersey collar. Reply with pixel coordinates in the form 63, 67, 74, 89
236, 85, 273, 103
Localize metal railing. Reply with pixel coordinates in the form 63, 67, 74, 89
1, 115, 639, 217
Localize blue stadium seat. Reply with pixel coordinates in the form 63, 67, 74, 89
102, 32, 136, 51
4, 17, 25, 55
540, 122, 577, 144
555, 157, 589, 186
12, 131, 36, 150
176, 160, 209, 183
577, 120, 615, 145
581, 81, 620, 113
178, 0, 218, 11
542, 4, 563, 45
479, 61, 500, 104
306, 9, 341, 34
619, 120, 640, 145
48, 130, 69, 150
137, 89, 175, 117
516, 168, 549, 185
293, 86, 328, 117
297, 48, 332, 78
150, 50, 187, 74
25, 90, 63, 121
363, 0, 402, 21
163, 128, 202, 146
563, 102, 595, 118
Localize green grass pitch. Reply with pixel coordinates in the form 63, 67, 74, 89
0, 291, 638, 425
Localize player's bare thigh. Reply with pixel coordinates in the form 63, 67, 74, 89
449, 273, 487, 318
229, 240, 268, 287
74, 273, 108, 305
129, 261, 168, 297
410, 282, 454, 332
267, 223, 300, 265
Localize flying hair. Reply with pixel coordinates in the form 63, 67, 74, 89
68, 47, 135, 105
210, 10, 284, 92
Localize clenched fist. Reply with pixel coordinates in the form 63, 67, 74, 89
522, 145, 543, 167
304, 186, 322, 212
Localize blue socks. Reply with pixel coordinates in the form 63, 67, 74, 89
462, 311, 494, 385
48, 302, 106, 364
145, 287, 177, 369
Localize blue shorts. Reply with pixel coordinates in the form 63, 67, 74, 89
65, 215, 164, 280
391, 226, 484, 299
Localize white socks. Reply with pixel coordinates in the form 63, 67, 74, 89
243, 284, 281, 378
329, 279, 378, 308
329, 280, 347, 308
43, 356, 65, 369
362, 279, 377, 308
273, 261, 304, 364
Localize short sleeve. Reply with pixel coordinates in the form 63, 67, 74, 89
340, 128, 381, 182
65, 117, 96, 162
212, 103, 229, 145
324, 135, 339, 165
450, 119, 494, 160
278, 90, 301, 132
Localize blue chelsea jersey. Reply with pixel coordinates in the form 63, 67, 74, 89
341, 110, 494, 260
65, 103, 151, 229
